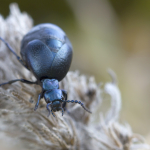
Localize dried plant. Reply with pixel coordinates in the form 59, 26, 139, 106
0, 3, 149, 150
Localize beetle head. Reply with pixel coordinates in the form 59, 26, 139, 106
44, 89, 64, 116
51, 101, 62, 112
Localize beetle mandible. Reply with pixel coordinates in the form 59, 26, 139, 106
0, 23, 91, 117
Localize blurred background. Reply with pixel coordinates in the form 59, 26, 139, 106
0, 0, 150, 136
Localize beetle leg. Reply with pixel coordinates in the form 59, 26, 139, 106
46, 103, 51, 117
0, 79, 38, 87
62, 101, 66, 109
0, 37, 29, 70
62, 101, 71, 114
62, 90, 69, 113
61, 108, 64, 116
62, 90, 67, 100
51, 110, 55, 117
34, 93, 43, 111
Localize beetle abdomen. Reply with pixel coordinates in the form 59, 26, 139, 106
20, 23, 73, 81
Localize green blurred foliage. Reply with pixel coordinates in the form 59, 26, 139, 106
1, 0, 150, 135
0, 0, 75, 25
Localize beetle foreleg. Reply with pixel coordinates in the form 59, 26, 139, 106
34, 93, 43, 111
62, 102, 70, 114
46, 103, 51, 117
62, 101, 66, 109
62, 90, 67, 100
51, 110, 55, 117
62, 90, 68, 112
61, 108, 64, 116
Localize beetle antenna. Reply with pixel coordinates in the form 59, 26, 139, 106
66, 100, 92, 113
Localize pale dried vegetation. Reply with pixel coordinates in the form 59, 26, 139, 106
0, 3, 149, 150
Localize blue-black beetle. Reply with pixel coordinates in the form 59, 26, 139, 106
0, 23, 91, 117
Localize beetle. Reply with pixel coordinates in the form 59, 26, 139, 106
0, 23, 91, 117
